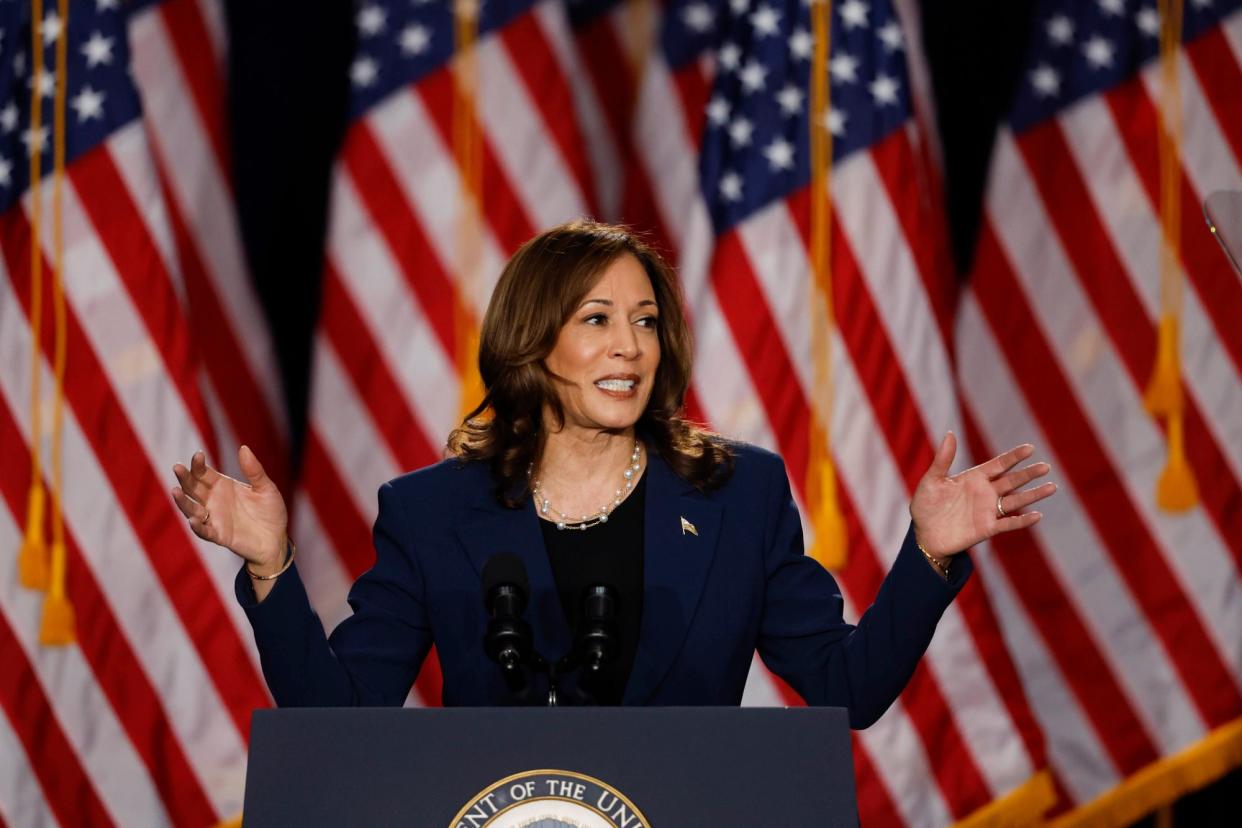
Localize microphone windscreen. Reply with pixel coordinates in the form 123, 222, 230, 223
481, 553, 528, 603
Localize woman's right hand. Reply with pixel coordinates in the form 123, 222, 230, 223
171, 445, 288, 574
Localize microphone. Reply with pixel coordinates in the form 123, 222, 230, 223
481, 554, 534, 696
576, 583, 620, 674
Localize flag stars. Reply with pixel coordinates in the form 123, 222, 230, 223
1098, 0, 1126, 15
1030, 63, 1060, 97
0, 155, 11, 188
776, 83, 804, 116
0, 102, 17, 133
1083, 35, 1114, 68
824, 106, 847, 136
71, 85, 105, 122
351, 55, 379, 87
739, 58, 768, 93
357, 4, 386, 36
22, 124, 49, 156
789, 27, 812, 61
707, 95, 731, 126
750, 5, 781, 37
877, 21, 903, 51
41, 12, 63, 45
763, 137, 795, 172
728, 116, 754, 147
1189, 0, 1214, 9
1046, 15, 1073, 46
719, 171, 743, 202
682, 2, 715, 33
730, 0, 750, 14
96, 0, 120, 11
839, 0, 869, 29
399, 24, 431, 56
829, 52, 859, 83
869, 72, 900, 105
1136, 7, 1159, 35
81, 32, 114, 68
718, 42, 742, 72
31, 70, 54, 99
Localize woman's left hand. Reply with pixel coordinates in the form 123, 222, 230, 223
910, 432, 1056, 560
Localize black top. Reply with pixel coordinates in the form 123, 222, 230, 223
540, 474, 646, 705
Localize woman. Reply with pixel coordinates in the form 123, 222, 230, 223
172, 221, 1054, 726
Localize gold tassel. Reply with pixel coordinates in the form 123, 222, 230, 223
1156, 411, 1198, 512
18, 484, 50, 590
1143, 314, 1182, 416
38, 542, 75, 646
806, 0, 846, 569
453, 0, 485, 423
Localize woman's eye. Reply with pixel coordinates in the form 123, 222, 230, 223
636, 316, 659, 328
584, 313, 607, 325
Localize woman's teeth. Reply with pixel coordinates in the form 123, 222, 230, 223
595, 379, 635, 392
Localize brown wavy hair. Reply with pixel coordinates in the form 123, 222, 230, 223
447, 220, 734, 506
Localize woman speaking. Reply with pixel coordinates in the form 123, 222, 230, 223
171, 221, 1054, 726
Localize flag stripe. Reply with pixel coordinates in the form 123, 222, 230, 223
300, 429, 378, 581
1184, 26, 1242, 176
0, 210, 271, 740
0, 701, 52, 828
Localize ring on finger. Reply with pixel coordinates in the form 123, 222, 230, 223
996, 496, 1006, 519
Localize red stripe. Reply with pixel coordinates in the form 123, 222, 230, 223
415, 646, 444, 707
1184, 25, 1242, 173
499, 11, 600, 217
340, 123, 457, 358
415, 69, 540, 254
868, 129, 959, 349
709, 231, 995, 817
154, 0, 231, 184
959, 381, 1160, 775
0, 617, 114, 828
0, 397, 218, 827
1017, 118, 1242, 581
669, 62, 711, 162
970, 212, 1242, 727
0, 209, 272, 739
147, 139, 291, 494
1102, 76, 1242, 383
320, 264, 439, 471
69, 145, 218, 463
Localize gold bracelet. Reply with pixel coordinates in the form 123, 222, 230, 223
916, 540, 950, 579
247, 539, 296, 581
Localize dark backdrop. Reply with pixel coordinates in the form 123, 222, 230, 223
219, 2, 1237, 820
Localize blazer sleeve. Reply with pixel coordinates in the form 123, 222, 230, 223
755, 458, 972, 728
235, 481, 433, 707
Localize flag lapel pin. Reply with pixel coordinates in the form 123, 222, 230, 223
680, 516, 698, 536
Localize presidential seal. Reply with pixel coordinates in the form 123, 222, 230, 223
451, 769, 651, 828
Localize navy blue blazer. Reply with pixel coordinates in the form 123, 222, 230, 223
237, 443, 970, 728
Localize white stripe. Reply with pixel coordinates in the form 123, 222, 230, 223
104, 130, 180, 299
128, 14, 289, 434
0, 277, 249, 817
1223, 10, 1242, 71
992, 129, 1242, 689
478, 13, 590, 229
289, 490, 355, 634
964, 202, 1209, 755
362, 89, 507, 317
833, 151, 959, 434
0, 701, 58, 828
193, 0, 228, 64
326, 173, 461, 441
539, 0, 623, 219
1060, 97, 1242, 483
309, 337, 402, 523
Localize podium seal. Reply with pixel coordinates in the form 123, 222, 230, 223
451, 769, 651, 828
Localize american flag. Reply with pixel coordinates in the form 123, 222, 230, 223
960, 0, 1242, 821
0, 0, 285, 824
300, 0, 1049, 824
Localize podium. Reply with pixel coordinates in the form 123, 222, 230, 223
243, 706, 859, 826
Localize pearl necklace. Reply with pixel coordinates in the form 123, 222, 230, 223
530, 441, 642, 531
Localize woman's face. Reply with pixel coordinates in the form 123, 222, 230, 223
544, 254, 661, 434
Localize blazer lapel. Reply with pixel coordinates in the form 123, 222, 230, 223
624, 453, 722, 704
455, 495, 573, 665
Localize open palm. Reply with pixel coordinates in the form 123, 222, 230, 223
171, 446, 288, 568
910, 433, 1056, 560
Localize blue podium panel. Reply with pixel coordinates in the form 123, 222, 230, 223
244, 707, 858, 827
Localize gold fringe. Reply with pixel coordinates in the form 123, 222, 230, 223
1053, 718, 1242, 828
806, 0, 846, 570
38, 541, 75, 647
453, 0, 485, 423
213, 815, 242, 828
1142, 314, 1182, 417
1155, 410, 1198, 511
954, 770, 1056, 828
18, 483, 49, 590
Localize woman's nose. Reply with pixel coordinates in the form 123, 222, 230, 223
611, 325, 640, 359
